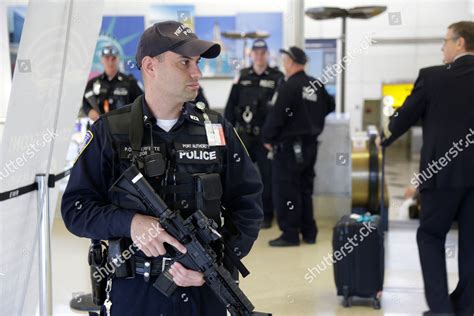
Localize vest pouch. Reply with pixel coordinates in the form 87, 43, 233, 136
108, 238, 135, 279
143, 152, 166, 178
193, 173, 222, 221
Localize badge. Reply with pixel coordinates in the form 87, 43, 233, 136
205, 122, 226, 146
93, 81, 101, 95
302, 86, 318, 102
242, 106, 253, 123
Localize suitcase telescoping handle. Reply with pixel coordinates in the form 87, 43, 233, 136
380, 136, 388, 232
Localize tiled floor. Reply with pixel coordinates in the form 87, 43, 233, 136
51, 219, 460, 315
50, 146, 461, 315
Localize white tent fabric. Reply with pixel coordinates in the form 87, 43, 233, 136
0, 0, 104, 314
0, 1, 12, 127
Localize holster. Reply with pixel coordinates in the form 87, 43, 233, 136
88, 240, 108, 306
108, 238, 136, 279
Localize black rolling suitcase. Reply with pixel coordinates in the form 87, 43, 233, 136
332, 214, 384, 309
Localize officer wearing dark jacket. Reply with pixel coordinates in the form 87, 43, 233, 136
62, 21, 263, 315
382, 21, 474, 316
225, 39, 284, 228
263, 46, 335, 247
82, 45, 143, 121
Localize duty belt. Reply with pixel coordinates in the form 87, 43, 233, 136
134, 256, 173, 282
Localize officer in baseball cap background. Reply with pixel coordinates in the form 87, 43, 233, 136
262, 46, 335, 247
224, 38, 284, 229
62, 21, 264, 315
81, 45, 142, 121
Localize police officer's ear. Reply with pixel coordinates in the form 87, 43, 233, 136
141, 56, 159, 78
457, 36, 467, 51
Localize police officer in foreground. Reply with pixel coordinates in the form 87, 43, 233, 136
82, 45, 143, 121
62, 21, 263, 315
263, 46, 335, 247
381, 21, 474, 315
224, 39, 284, 229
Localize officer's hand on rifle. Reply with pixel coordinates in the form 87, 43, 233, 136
130, 214, 205, 287
169, 262, 205, 287
130, 213, 187, 257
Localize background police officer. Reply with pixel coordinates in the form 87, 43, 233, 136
82, 45, 143, 121
263, 46, 335, 247
224, 39, 284, 228
381, 21, 474, 315
62, 21, 263, 315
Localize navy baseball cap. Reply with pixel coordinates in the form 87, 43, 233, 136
101, 45, 119, 57
279, 46, 308, 65
252, 39, 268, 50
135, 21, 221, 68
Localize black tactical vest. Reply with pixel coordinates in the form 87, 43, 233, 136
233, 66, 283, 136
103, 96, 226, 225
92, 73, 137, 112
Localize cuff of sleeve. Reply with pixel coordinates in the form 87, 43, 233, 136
110, 208, 136, 238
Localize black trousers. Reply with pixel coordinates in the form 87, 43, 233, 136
246, 138, 274, 222
418, 188, 474, 315
100, 276, 226, 315
271, 140, 318, 243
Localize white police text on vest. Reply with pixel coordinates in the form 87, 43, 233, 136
178, 150, 217, 161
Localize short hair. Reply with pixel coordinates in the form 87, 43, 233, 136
448, 21, 474, 51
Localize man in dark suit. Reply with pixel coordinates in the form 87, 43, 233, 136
382, 21, 474, 315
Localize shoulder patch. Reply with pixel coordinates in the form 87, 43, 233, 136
74, 130, 94, 163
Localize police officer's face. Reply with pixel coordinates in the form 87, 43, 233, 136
251, 48, 269, 67
152, 51, 202, 102
442, 28, 464, 64
281, 54, 293, 74
101, 55, 119, 75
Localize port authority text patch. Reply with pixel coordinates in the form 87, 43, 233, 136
175, 143, 219, 164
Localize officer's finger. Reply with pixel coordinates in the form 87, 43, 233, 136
150, 239, 167, 256
162, 234, 187, 254
139, 245, 153, 257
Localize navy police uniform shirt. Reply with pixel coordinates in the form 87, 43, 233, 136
262, 70, 335, 144
62, 96, 264, 259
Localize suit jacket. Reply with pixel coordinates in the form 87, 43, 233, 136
382, 54, 474, 190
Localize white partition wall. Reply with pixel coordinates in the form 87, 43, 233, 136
0, 1, 12, 123
0, 0, 104, 314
